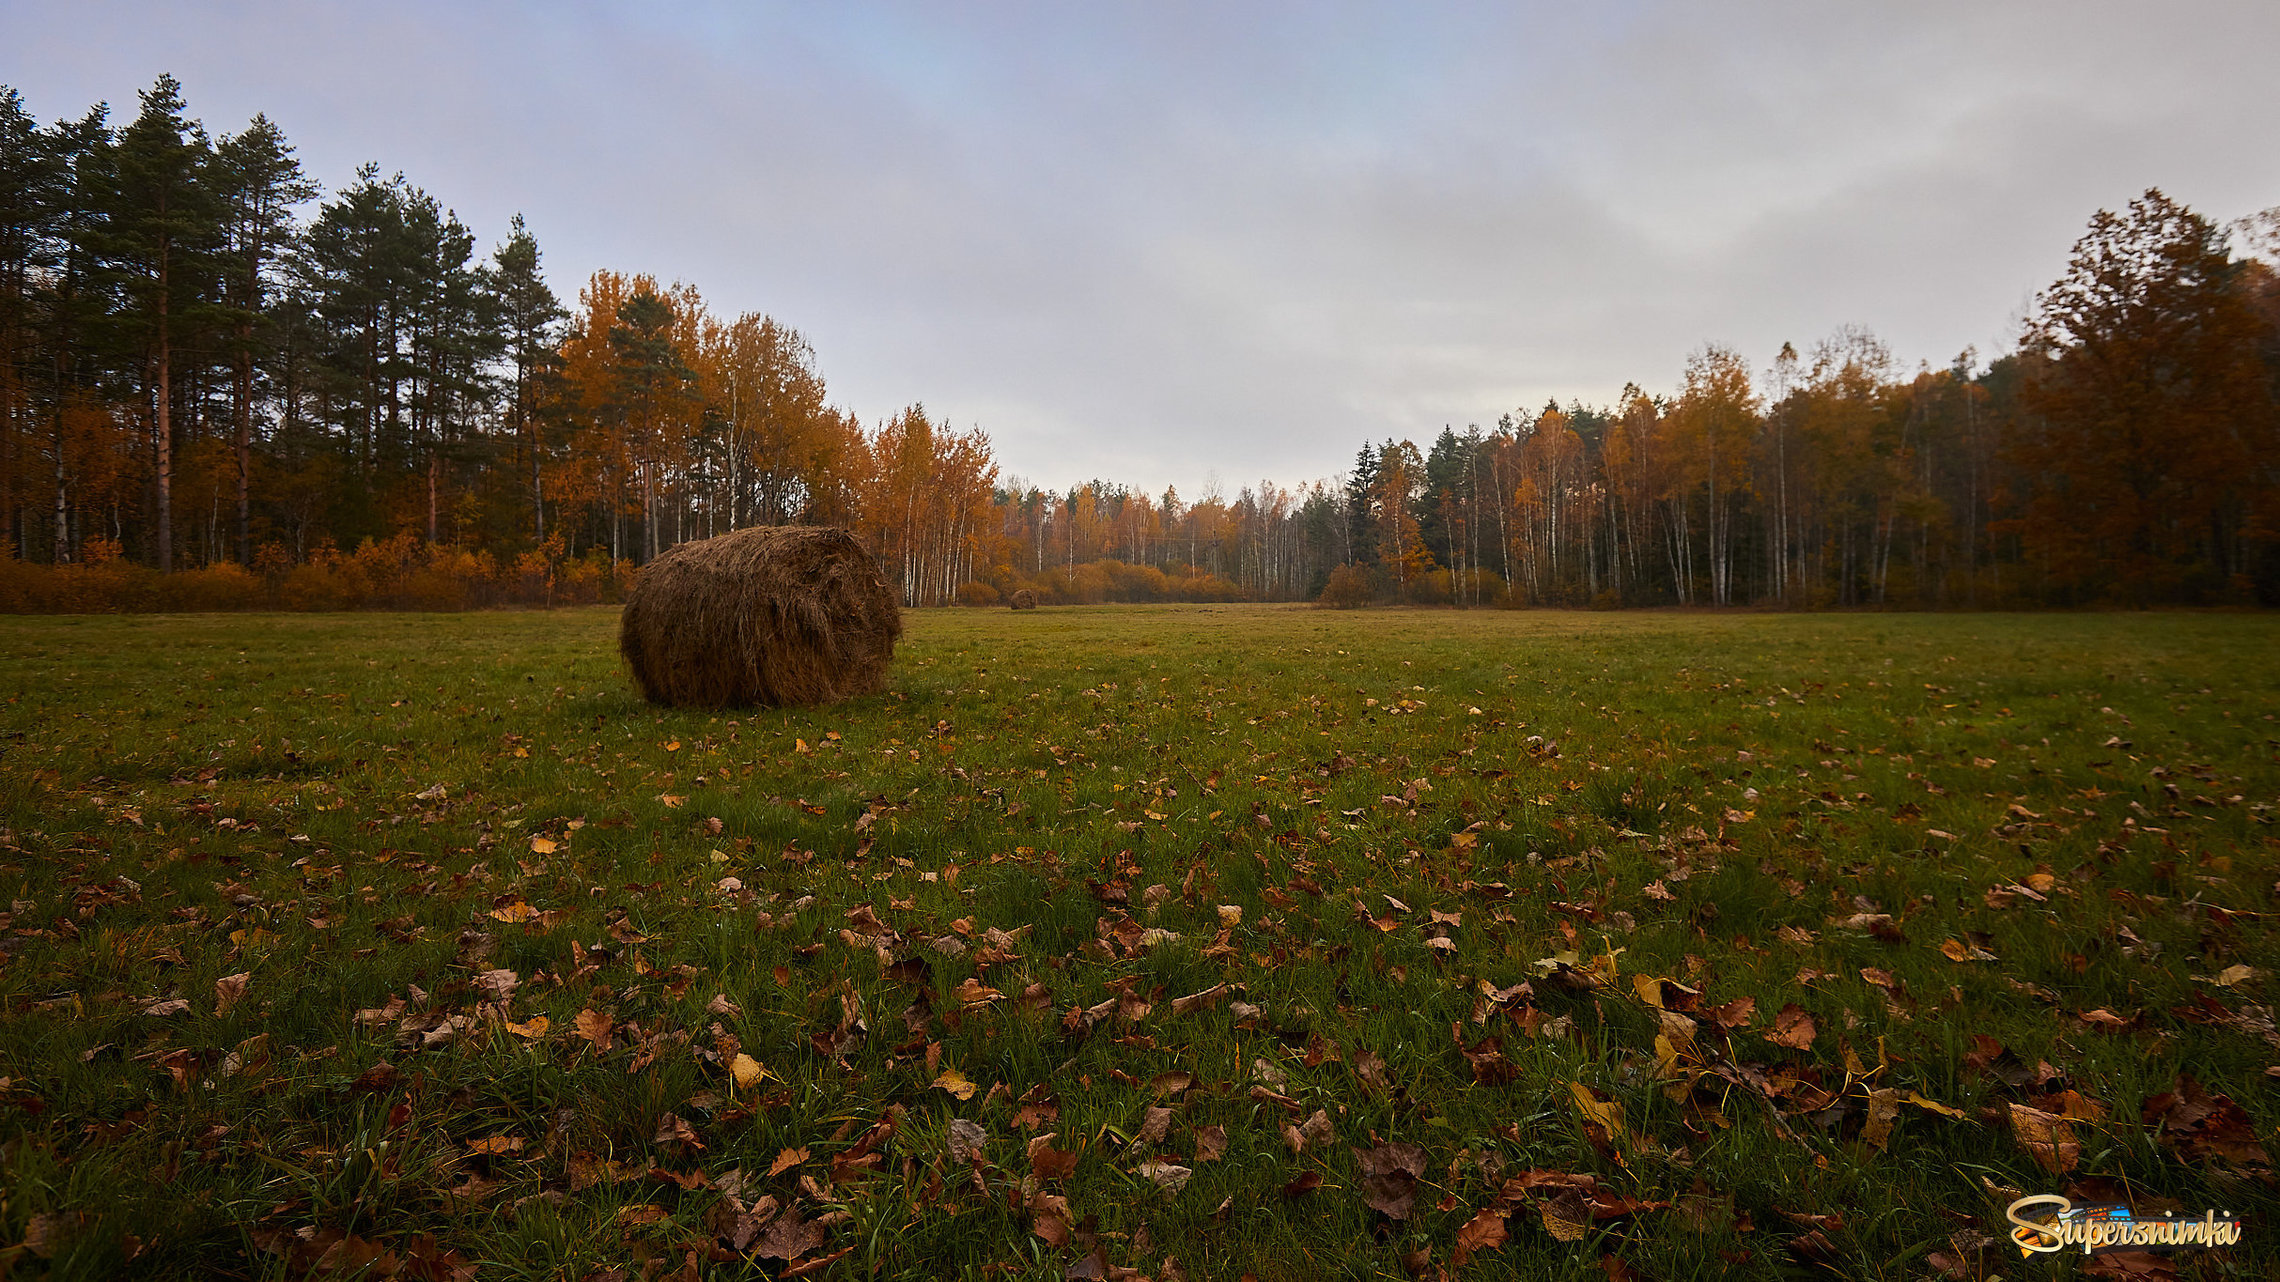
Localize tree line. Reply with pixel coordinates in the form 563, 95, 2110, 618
0, 76, 994, 607
4, 76, 2276, 610
957, 190, 2280, 610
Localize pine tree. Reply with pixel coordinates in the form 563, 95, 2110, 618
489, 214, 564, 542
105, 74, 219, 570
212, 113, 314, 562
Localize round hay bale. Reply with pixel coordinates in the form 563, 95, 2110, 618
1009, 588, 1039, 611
620, 526, 901, 708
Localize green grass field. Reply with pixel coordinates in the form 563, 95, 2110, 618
0, 605, 2274, 1280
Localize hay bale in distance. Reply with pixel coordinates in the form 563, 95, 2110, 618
620, 526, 901, 708
1009, 588, 1039, 610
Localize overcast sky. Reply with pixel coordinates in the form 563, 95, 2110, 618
7, 1, 2276, 494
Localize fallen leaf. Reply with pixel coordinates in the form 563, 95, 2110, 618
933, 1067, 977, 1101
1355, 1141, 1427, 1219
214, 972, 251, 1016
1192, 1125, 1228, 1164
767, 1147, 808, 1177
2008, 1103, 2081, 1174
1136, 1159, 1192, 1192
1570, 1081, 1627, 1141
731, 1053, 769, 1089
1453, 1206, 1509, 1264
1028, 1133, 1079, 1180
1030, 1191, 1073, 1247
1940, 937, 1997, 963
573, 1008, 614, 1054
473, 969, 519, 1004
948, 1118, 988, 1165
1767, 1004, 1818, 1050
1133, 1107, 1174, 1148
1539, 1189, 1593, 1242
1860, 1088, 1901, 1151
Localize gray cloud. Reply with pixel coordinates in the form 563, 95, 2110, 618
8, 0, 2276, 493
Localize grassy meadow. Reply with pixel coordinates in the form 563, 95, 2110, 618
0, 604, 2275, 1280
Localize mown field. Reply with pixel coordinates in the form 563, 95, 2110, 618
0, 605, 2275, 1281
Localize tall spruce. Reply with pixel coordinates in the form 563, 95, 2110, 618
105, 75, 219, 570
490, 214, 563, 542
212, 114, 315, 562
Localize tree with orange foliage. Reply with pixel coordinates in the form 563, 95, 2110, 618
2016, 189, 2275, 602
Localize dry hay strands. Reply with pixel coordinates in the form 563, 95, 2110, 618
620, 526, 902, 708
1009, 588, 1039, 611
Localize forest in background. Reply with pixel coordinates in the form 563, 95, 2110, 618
3, 76, 2278, 612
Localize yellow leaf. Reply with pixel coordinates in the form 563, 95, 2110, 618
934, 1067, 977, 1101
489, 902, 539, 924
731, 1053, 769, 1088
504, 1015, 550, 1039
1901, 1090, 1966, 1119
658, 794, 686, 808
467, 1135, 524, 1155
529, 835, 558, 855
1569, 1081, 1626, 1136
664, 740, 680, 752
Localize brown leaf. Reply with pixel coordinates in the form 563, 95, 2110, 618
214, 972, 252, 1016
1171, 983, 1230, 1016
573, 1008, 614, 1054
2141, 1074, 2272, 1168
1453, 1206, 1509, 1265
1279, 1170, 1323, 1197
473, 968, 520, 1004
1028, 1132, 1079, 1180
1192, 1125, 1228, 1164
1767, 1003, 1818, 1050
652, 1112, 702, 1150
1133, 1107, 1173, 1148
1149, 1070, 1194, 1098
767, 1147, 809, 1178
1030, 1191, 1073, 1248
2007, 1103, 2081, 1174
753, 1205, 826, 1260
1355, 1141, 1427, 1220
948, 1119, 988, 1165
